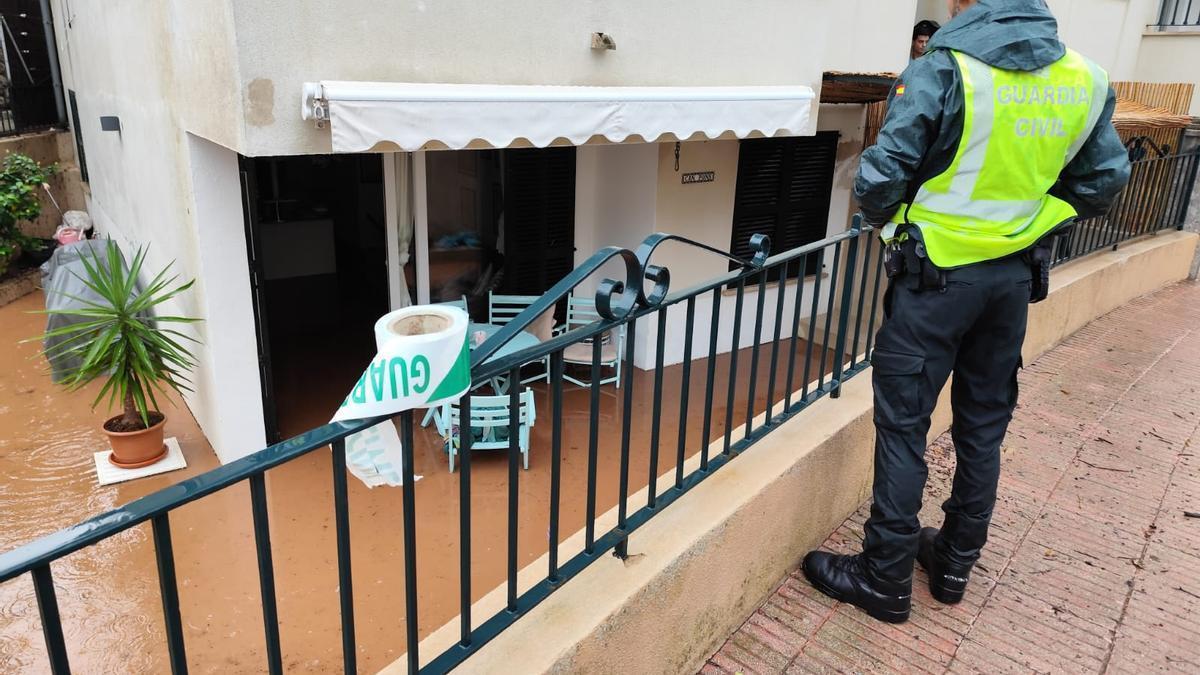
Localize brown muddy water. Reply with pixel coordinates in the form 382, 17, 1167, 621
0, 291, 834, 673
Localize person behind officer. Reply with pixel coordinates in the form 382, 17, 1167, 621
911, 20, 940, 60
802, 0, 1130, 623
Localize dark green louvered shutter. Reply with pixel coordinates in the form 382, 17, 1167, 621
501, 147, 577, 294
730, 132, 839, 279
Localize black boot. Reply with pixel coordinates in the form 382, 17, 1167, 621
801, 551, 911, 623
916, 527, 972, 604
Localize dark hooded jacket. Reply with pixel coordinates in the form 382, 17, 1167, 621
855, 0, 1131, 229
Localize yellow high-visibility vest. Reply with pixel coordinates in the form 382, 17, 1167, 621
886, 48, 1110, 268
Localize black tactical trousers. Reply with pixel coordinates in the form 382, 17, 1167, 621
862, 255, 1031, 585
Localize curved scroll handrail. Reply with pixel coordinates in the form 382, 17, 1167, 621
472, 232, 773, 370
470, 245, 642, 368
632, 232, 770, 308
1125, 135, 1171, 161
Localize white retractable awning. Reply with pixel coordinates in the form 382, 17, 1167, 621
301, 82, 816, 153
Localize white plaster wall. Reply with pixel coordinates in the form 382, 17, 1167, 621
227, 0, 926, 155
915, 0, 950, 24
573, 144, 659, 274
48, 0, 265, 461
824, 0, 919, 74
1133, 34, 1200, 114
823, 105, 868, 236
915, 0, 1162, 83
637, 103, 865, 371
185, 135, 267, 461
572, 144, 660, 368
1046, 0, 1158, 78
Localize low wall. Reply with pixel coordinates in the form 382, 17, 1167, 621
0, 269, 40, 308
0, 130, 87, 239
389, 230, 1198, 675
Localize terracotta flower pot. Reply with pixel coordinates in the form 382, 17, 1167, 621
103, 413, 168, 469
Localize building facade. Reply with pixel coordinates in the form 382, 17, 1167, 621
48, 0, 1198, 461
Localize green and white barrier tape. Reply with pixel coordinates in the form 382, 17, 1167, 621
331, 305, 471, 487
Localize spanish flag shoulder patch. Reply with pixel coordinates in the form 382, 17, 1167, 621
895, 84, 906, 96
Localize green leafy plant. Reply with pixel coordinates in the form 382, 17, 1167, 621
37, 240, 200, 430
0, 153, 57, 275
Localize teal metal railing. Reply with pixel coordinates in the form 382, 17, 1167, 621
0, 218, 887, 674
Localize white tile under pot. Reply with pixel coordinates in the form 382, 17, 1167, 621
93, 437, 188, 486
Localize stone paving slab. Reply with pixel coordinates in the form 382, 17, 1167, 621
702, 281, 1200, 674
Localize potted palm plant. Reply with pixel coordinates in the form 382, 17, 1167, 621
38, 240, 200, 468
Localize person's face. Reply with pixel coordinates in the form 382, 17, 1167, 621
911, 35, 930, 58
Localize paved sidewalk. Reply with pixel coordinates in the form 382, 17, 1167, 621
703, 281, 1200, 674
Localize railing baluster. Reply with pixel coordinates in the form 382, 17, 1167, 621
784, 254, 808, 410
1106, 168, 1132, 248
700, 288, 721, 471
615, 319, 637, 558
148, 511, 189, 667
1154, 156, 1175, 234
1159, 155, 1184, 231
399, 410, 420, 671
548, 353, 564, 581
1135, 158, 1159, 239
648, 311, 667, 508
745, 270, 769, 434
819, 241, 843, 392
1087, 190, 1107, 253
152, 514, 188, 675
1180, 152, 1200, 228
675, 297, 696, 489
1125, 158, 1151, 242
330, 440, 358, 672
1108, 176, 1127, 243
802, 249, 824, 400
831, 234, 860, 398
584, 339, 601, 553
864, 244, 885, 361
32, 564, 69, 675
457, 392, 472, 646
1103, 184, 1120, 247
723, 279, 745, 454
249, 473, 283, 675
1106, 181, 1125, 245
766, 261, 788, 424
1156, 156, 1176, 233
850, 236, 874, 368
1161, 152, 1180, 228
506, 369, 521, 610
1161, 155, 1185, 229
1128, 159, 1150, 241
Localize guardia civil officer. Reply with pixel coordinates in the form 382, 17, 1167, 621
802, 0, 1131, 623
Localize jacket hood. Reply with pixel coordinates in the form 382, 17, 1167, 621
926, 0, 1065, 71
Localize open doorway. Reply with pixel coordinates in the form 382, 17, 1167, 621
423, 147, 577, 319
241, 154, 389, 440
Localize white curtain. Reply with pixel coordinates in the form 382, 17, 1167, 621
392, 153, 414, 308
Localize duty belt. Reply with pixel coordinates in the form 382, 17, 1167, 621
884, 238, 946, 292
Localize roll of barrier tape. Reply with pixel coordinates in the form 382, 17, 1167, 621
332, 305, 471, 486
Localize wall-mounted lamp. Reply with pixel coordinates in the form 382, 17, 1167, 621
590, 32, 616, 50
99, 116, 120, 132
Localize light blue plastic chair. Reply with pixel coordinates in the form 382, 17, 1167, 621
439, 390, 536, 472
559, 295, 625, 387
488, 292, 554, 387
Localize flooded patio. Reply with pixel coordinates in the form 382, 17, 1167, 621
0, 290, 839, 673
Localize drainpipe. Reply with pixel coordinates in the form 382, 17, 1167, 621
38, 0, 67, 127
1180, 122, 1200, 279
